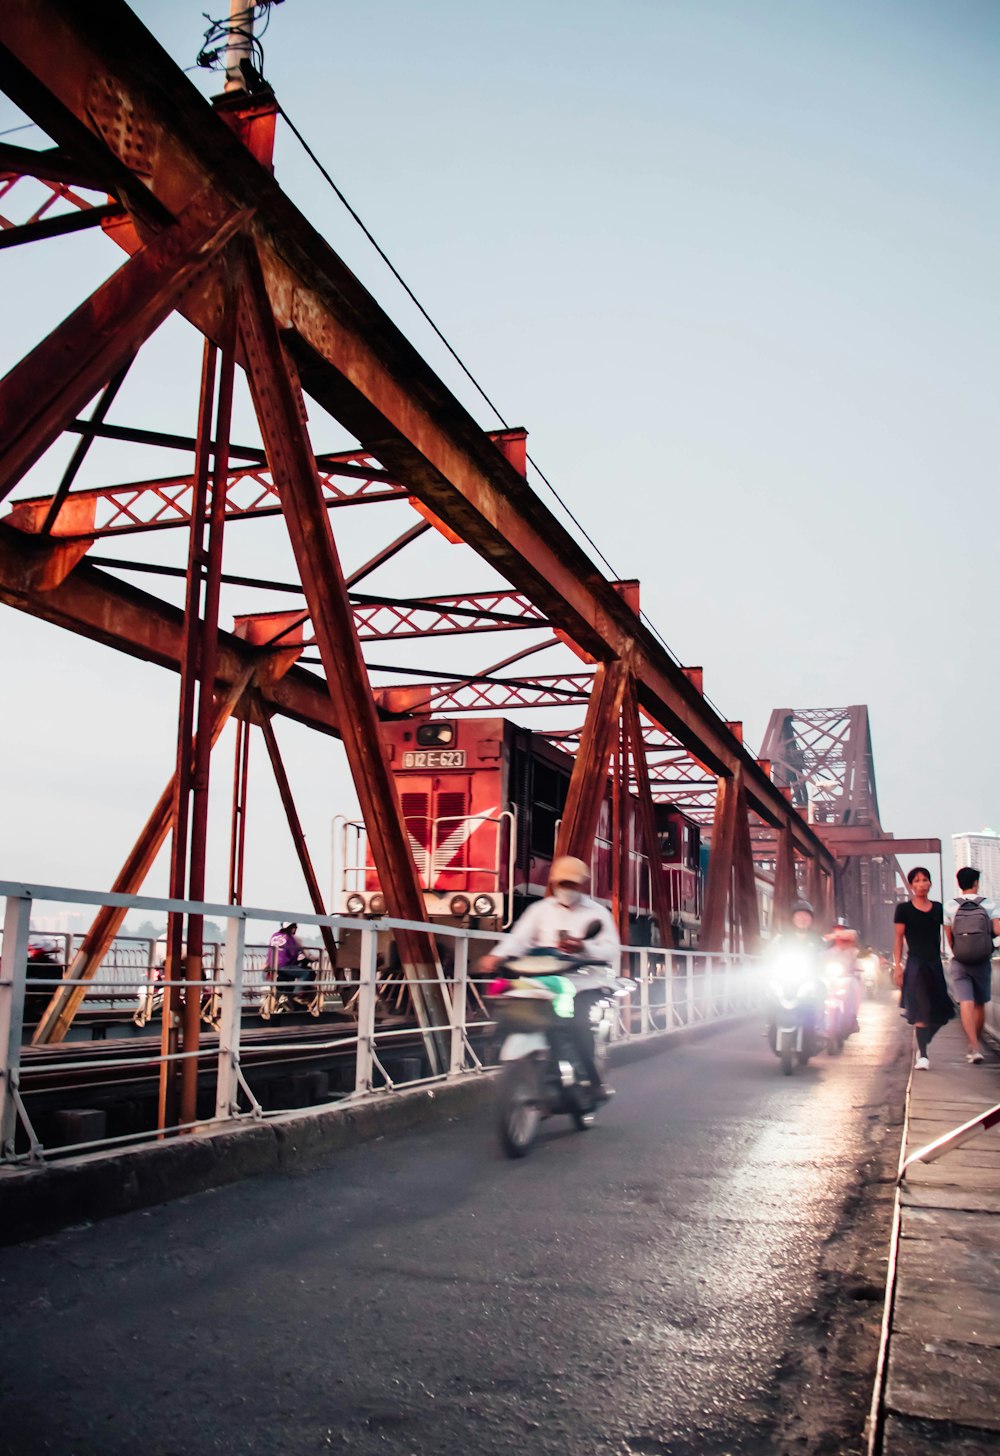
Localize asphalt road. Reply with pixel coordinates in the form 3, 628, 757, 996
0, 1001, 908, 1456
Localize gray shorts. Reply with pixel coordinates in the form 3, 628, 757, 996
950, 959, 992, 1006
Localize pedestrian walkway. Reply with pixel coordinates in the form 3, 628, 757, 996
882, 1017, 1000, 1453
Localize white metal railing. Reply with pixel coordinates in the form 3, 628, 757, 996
0, 880, 758, 1166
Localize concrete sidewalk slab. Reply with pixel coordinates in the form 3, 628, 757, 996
881, 1018, 1000, 1452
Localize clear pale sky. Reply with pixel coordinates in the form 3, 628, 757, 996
1, 0, 997, 921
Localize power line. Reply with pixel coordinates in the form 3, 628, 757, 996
273, 100, 737, 729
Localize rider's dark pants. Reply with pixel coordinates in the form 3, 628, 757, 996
569, 995, 604, 1090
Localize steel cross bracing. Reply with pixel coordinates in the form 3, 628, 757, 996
0, 0, 838, 1106
758, 707, 941, 947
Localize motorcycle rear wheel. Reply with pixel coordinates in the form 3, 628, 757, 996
497, 1060, 543, 1158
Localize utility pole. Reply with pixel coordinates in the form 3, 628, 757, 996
224, 2, 254, 92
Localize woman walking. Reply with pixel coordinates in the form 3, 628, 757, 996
892, 866, 954, 1069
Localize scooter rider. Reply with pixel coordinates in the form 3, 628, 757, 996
824, 917, 862, 1034
480, 856, 620, 1100
267, 922, 314, 1007
769, 899, 825, 979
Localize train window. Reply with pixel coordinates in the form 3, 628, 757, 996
530, 761, 569, 855
658, 824, 678, 862
416, 722, 455, 747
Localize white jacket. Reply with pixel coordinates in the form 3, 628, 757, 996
490, 894, 620, 968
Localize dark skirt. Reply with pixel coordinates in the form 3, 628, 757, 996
903, 955, 954, 1027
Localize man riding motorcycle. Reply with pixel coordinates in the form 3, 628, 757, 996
766, 898, 827, 1029
479, 856, 620, 1101
823, 917, 862, 1035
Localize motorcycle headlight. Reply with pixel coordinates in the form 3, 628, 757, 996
345, 893, 365, 915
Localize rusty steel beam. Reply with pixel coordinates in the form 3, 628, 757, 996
0, 200, 122, 248
5, 460, 408, 539
0, 0, 832, 872
731, 778, 761, 952
31, 671, 251, 1044
622, 682, 676, 951
239, 243, 448, 1062
0, 187, 247, 504
372, 672, 594, 716
0, 522, 345, 734
555, 660, 629, 864
701, 776, 738, 951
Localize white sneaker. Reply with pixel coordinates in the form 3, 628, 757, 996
914, 1055, 930, 1071
967, 1050, 984, 1064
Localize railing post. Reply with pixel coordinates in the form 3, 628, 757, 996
215, 911, 246, 1122
639, 948, 650, 1035
686, 955, 694, 1026
705, 955, 713, 1021
450, 934, 469, 1076
0, 893, 31, 1160
355, 926, 377, 1095
665, 954, 674, 1030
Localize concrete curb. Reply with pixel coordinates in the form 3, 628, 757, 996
0, 1014, 750, 1245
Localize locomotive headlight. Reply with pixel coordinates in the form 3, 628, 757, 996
416, 722, 455, 747
473, 895, 494, 916
345, 893, 365, 915
449, 894, 471, 917
369, 893, 387, 916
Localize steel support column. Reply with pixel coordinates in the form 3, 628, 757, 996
773, 827, 797, 932
555, 659, 629, 865
238, 246, 447, 1061
622, 685, 676, 951
731, 780, 761, 953
701, 776, 738, 952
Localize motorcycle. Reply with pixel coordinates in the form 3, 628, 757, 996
764, 947, 825, 1075
859, 952, 880, 1000
488, 939, 632, 1158
259, 949, 321, 1020
823, 957, 853, 1055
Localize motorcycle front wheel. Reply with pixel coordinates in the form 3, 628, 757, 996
497, 1059, 544, 1158
779, 1029, 795, 1076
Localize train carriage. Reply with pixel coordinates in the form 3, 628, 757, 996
335, 716, 703, 948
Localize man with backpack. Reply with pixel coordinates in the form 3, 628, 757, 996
944, 867, 1000, 1063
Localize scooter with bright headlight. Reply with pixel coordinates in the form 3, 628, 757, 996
764, 950, 825, 1076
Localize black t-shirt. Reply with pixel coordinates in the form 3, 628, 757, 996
893, 900, 943, 961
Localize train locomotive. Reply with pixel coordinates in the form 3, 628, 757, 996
335, 716, 704, 948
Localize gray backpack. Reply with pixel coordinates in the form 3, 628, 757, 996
951, 897, 993, 964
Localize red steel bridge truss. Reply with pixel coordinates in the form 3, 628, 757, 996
0, 1, 842, 1126
759, 707, 940, 950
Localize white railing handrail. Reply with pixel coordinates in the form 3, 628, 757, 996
0, 880, 759, 1168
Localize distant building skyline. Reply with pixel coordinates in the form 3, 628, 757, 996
951, 829, 1000, 902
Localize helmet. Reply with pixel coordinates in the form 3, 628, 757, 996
549, 856, 590, 887
791, 898, 814, 917
834, 916, 850, 929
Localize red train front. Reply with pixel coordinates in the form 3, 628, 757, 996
335, 716, 703, 946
